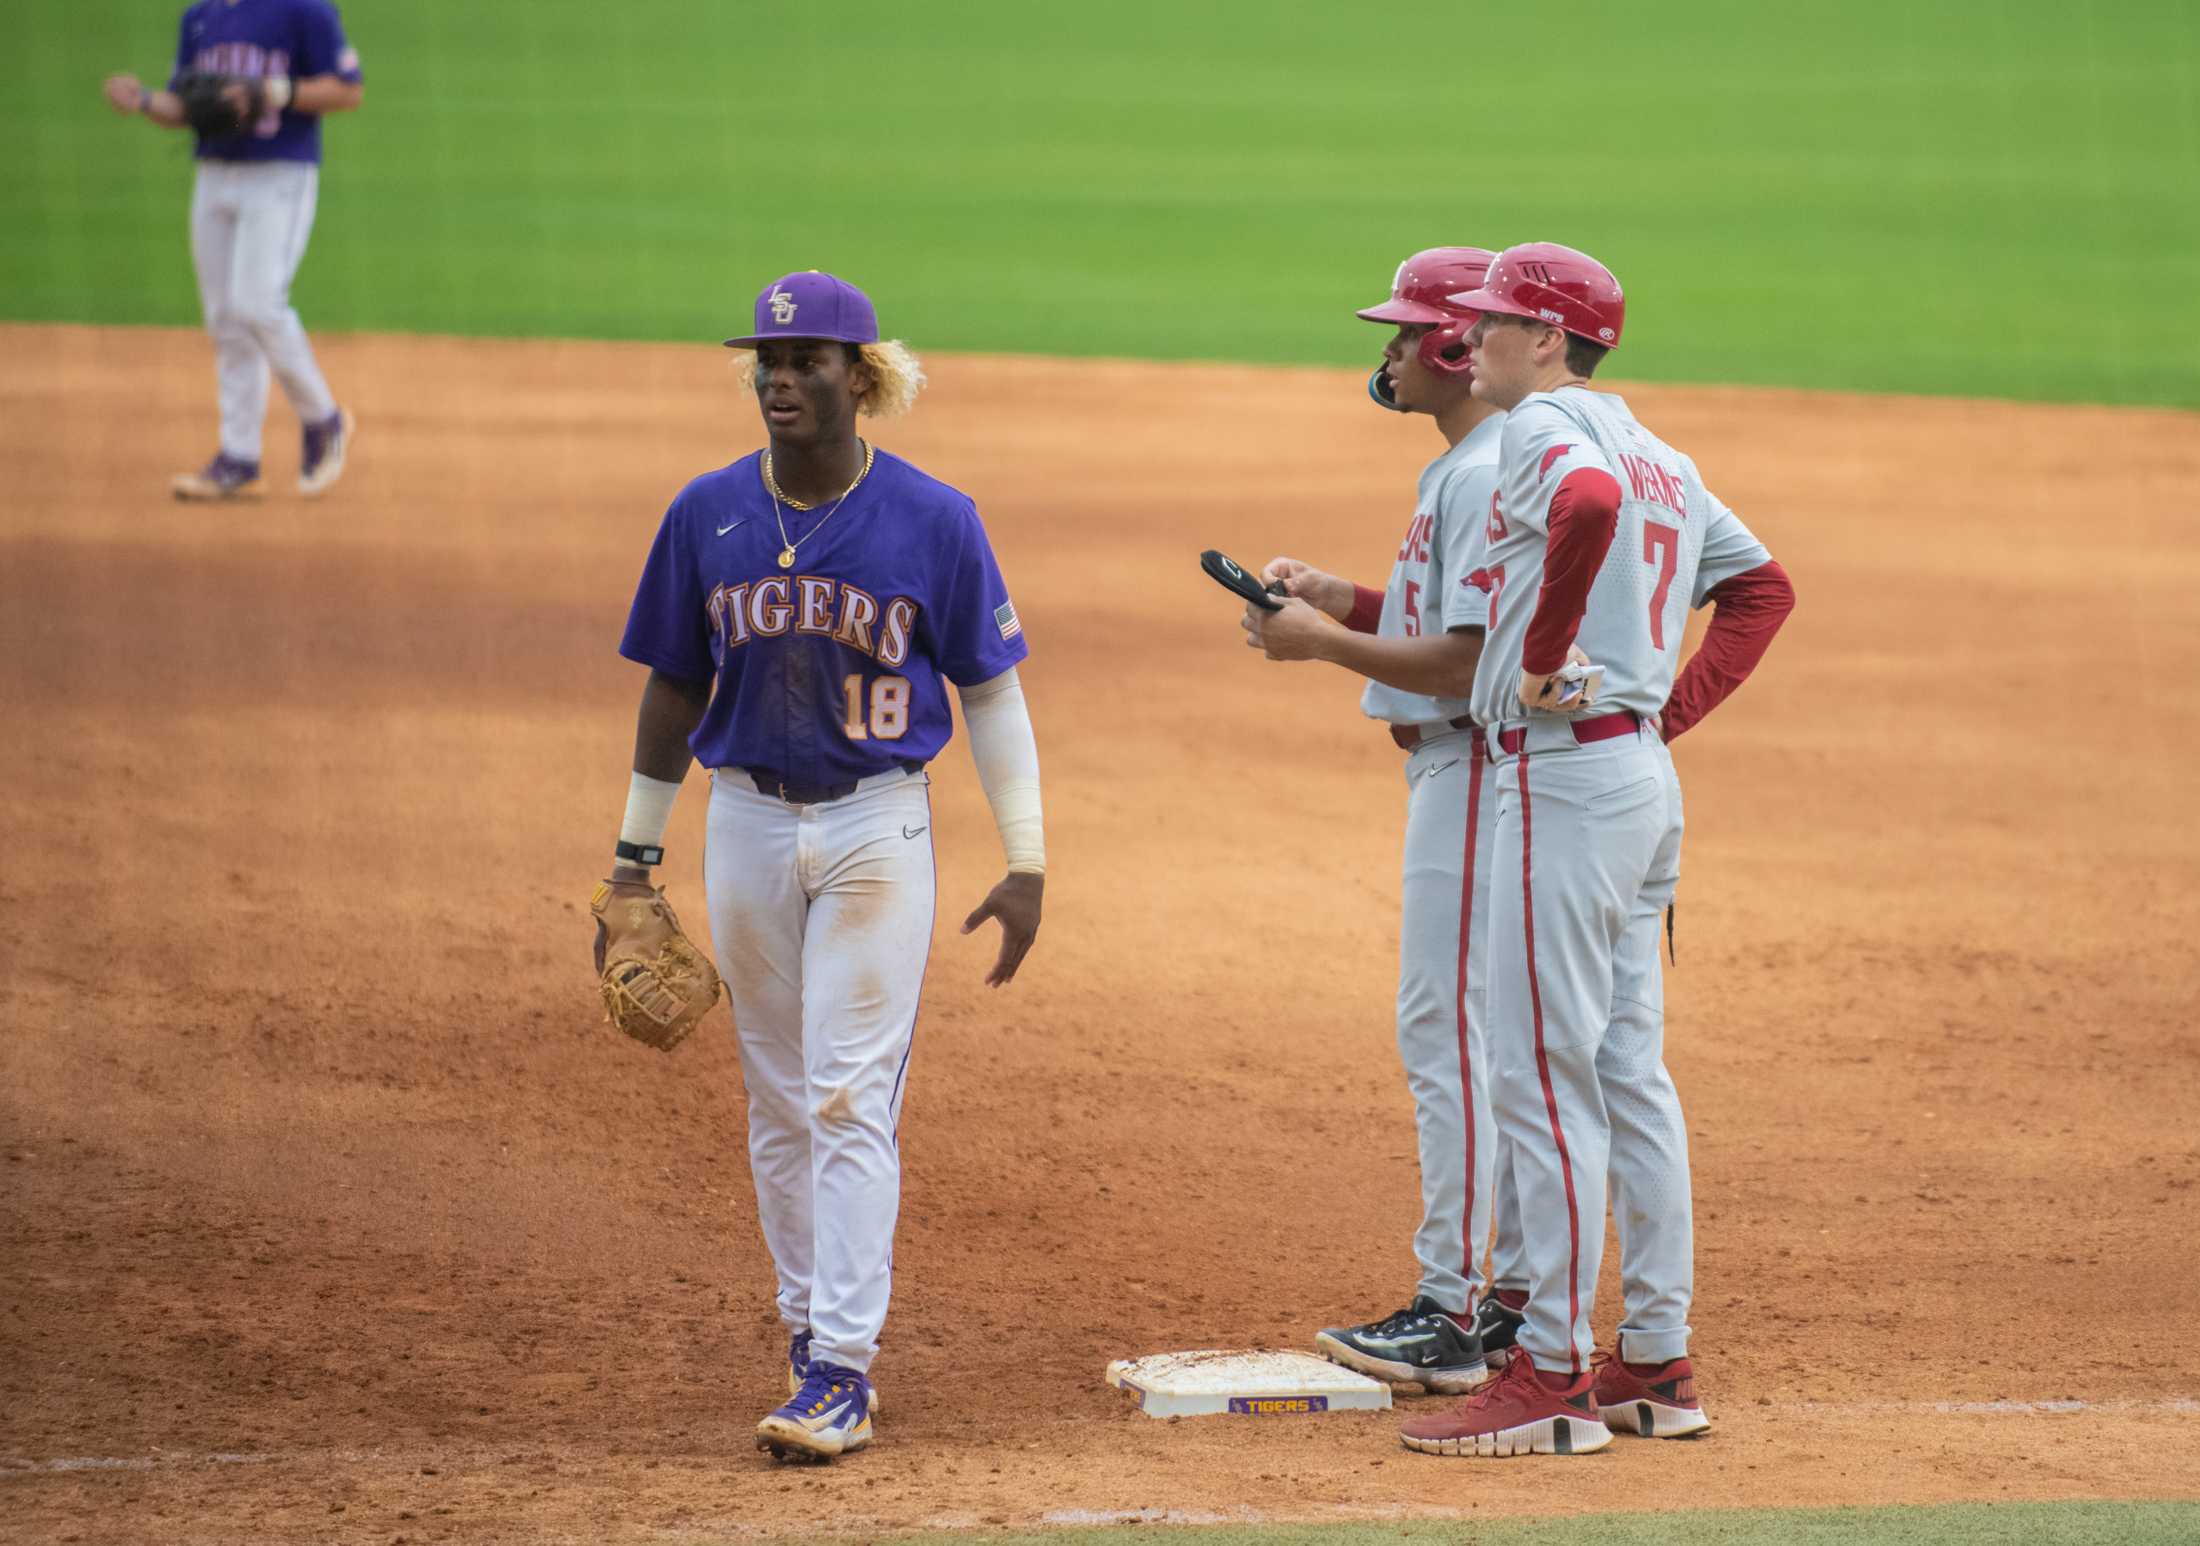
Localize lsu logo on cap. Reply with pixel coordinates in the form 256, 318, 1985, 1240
769, 287, 798, 325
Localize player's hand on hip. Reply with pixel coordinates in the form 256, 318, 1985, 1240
102, 74, 143, 114
1260, 557, 1350, 620
962, 871, 1043, 988
1244, 594, 1333, 662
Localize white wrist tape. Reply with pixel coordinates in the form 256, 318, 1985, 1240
620, 771, 683, 851
264, 76, 292, 111
960, 668, 1045, 874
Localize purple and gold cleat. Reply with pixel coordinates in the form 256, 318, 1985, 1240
171, 452, 265, 502
787, 1328, 811, 1395
299, 407, 354, 496
756, 1361, 873, 1463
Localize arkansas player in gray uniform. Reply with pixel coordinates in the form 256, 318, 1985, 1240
1399, 244, 1794, 1459
102, 0, 362, 500
1243, 248, 1505, 1394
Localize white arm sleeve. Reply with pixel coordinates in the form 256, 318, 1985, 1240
958, 667, 1045, 875
619, 770, 683, 849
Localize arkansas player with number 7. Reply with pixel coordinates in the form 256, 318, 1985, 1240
1397, 242, 1794, 1459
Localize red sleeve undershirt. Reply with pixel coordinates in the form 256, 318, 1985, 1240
1662, 559, 1795, 741
1520, 468, 1622, 675
1344, 583, 1384, 634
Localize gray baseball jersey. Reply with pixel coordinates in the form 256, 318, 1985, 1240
1468, 388, 1768, 727
1361, 412, 1504, 726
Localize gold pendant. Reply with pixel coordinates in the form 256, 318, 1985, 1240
778, 547, 796, 569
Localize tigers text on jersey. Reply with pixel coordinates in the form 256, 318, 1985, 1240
171, 0, 362, 165
619, 449, 1028, 785
1468, 388, 1769, 728
1360, 411, 1504, 726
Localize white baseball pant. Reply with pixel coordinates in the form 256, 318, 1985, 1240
1395, 727, 1502, 1315
704, 767, 935, 1376
1486, 718, 1694, 1374
190, 160, 338, 462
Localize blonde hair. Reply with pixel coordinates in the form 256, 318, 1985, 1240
729, 340, 927, 419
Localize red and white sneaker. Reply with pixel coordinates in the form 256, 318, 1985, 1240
1592, 1350, 1710, 1438
1398, 1349, 1611, 1457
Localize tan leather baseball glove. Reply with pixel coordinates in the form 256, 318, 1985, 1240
590, 878, 722, 1052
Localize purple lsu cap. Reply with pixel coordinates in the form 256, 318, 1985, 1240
723, 270, 879, 348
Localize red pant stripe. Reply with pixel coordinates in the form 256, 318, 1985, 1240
1454, 739, 1484, 1291
1518, 753, 1584, 1376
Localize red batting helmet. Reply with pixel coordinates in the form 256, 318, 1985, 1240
1357, 247, 1497, 377
1451, 242, 1625, 349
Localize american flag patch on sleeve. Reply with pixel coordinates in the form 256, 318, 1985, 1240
995, 600, 1021, 641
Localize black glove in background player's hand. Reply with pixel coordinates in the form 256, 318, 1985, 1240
175, 72, 260, 137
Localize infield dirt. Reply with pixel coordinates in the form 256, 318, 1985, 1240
4, 324, 2197, 1543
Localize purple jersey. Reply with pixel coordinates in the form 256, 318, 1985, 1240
170, 0, 362, 165
620, 449, 1029, 785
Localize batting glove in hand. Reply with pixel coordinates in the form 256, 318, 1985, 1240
1518, 654, 1605, 715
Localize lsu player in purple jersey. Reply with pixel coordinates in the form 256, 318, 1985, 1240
102, 0, 362, 500
607, 271, 1046, 1463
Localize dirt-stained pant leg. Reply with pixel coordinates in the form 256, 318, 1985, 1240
1487, 729, 1666, 1374
705, 774, 815, 1337
1602, 738, 1693, 1363
706, 771, 934, 1374
796, 777, 935, 1374
1395, 733, 1499, 1313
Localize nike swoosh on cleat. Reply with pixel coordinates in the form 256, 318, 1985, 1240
717, 519, 746, 536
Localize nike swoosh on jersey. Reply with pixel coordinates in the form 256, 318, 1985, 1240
716, 519, 746, 536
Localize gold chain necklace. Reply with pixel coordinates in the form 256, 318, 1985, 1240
761, 442, 874, 569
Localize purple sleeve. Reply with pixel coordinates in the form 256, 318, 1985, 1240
168, 9, 193, 90
294, 1, 361, 81
931, 503, 1029, 687
617, 498, 714, 683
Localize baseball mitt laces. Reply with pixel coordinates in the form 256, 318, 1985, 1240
590, 879, 722, 1052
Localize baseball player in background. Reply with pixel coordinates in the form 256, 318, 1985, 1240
102, 0, 362, 501
606, 271, 1046, 1463
1399, 243, 1794, 1459
1243, 249, 1507, 1396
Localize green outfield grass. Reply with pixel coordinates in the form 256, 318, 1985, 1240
6, 1, 2197, 406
